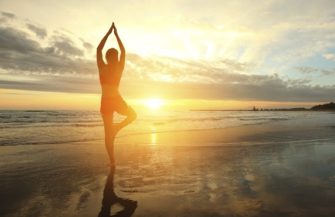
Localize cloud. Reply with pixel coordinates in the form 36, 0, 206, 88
26, 23, 47, 39
1, 11, 15, 19
323, 53, 335, 61
82, 41, 93, 51
0, 10, 334, 103
120, 57, 335, 102
295, 66, 335, 76
295, 67, 317, 74
52, 36, 84, 57
0, 24, 94, 75
0, 27, 40, 53
0, 76, 98, 94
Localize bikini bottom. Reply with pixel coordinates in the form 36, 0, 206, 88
100, 95, 129, 115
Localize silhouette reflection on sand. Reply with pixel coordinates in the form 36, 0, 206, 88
98, 166, 137, 217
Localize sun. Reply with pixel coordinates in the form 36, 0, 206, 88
144, 98, 165, 110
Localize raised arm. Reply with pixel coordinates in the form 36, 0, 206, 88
97, 23, 114, 69
114, 25, 126, 70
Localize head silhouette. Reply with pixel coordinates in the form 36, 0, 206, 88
106, 48, 118, 64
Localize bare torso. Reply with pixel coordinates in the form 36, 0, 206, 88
99, 64, 122, 98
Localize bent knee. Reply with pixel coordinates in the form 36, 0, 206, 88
129, 109, 137, 120
131, 111, 137, 120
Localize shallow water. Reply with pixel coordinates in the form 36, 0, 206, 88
115, 140, 335, 217
1, 120, 335, 217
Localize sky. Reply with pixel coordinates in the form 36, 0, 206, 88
0, 0, 335, 110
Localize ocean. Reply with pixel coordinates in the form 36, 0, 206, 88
1, 109, 334, 146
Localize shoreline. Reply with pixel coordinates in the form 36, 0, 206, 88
1, 118, 335, 217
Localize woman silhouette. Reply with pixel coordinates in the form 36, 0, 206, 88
97, 22, 137, 165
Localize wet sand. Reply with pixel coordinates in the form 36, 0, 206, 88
1, 121, 335, 217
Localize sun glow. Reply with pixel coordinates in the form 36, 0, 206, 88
144, 98, 165, 110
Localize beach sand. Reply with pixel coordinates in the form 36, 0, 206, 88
1, 121, 335, 217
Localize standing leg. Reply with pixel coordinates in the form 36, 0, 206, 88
102, 113, 117, 166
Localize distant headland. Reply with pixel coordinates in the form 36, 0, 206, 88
191, 102, 335, 112
311, 102, 335, 111
252, 102, 335, 111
